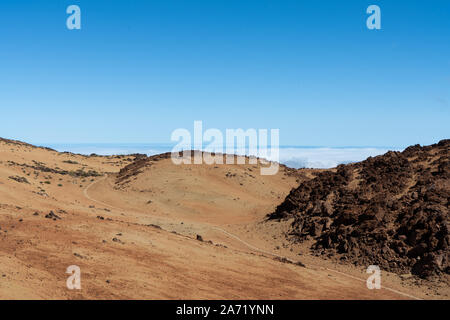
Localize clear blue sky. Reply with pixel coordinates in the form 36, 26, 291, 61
0, 0, 448, 147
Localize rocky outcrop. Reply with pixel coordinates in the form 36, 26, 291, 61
269, 140, 449, 279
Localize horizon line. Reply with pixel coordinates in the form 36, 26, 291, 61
37, 142, 401, 150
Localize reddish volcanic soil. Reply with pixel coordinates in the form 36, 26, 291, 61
0, 138, 448, 299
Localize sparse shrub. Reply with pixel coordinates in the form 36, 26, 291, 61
63, 160, 79, 164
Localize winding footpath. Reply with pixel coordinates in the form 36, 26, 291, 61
84, 174, 422, 300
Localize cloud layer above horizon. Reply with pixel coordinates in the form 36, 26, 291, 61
47, 143, 396, 169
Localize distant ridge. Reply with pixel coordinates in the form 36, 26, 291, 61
0, 137, 56, 152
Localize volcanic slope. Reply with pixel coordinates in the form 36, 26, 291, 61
0, 139, 438, 299
269, 140, 449, 283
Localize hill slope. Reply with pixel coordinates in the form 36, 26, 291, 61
0, 138, 446, 299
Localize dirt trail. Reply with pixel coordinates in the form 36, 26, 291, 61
83, 173, 422, 300
0, 139, 438, 299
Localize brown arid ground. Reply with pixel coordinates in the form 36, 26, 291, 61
0, 138, 447, 299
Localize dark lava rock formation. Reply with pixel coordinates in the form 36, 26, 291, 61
269, 140, 449, 279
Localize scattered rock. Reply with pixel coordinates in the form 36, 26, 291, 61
45, 211, 61, 220
9, 176, 29, 184
112, 237, 124, 244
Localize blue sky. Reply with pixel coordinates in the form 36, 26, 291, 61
0, 0, 448, 147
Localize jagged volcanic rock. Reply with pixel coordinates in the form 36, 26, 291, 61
269, 140, 449, 279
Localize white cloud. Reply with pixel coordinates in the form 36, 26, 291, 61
275, 147, 396, 168
49, 144, 397, 169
